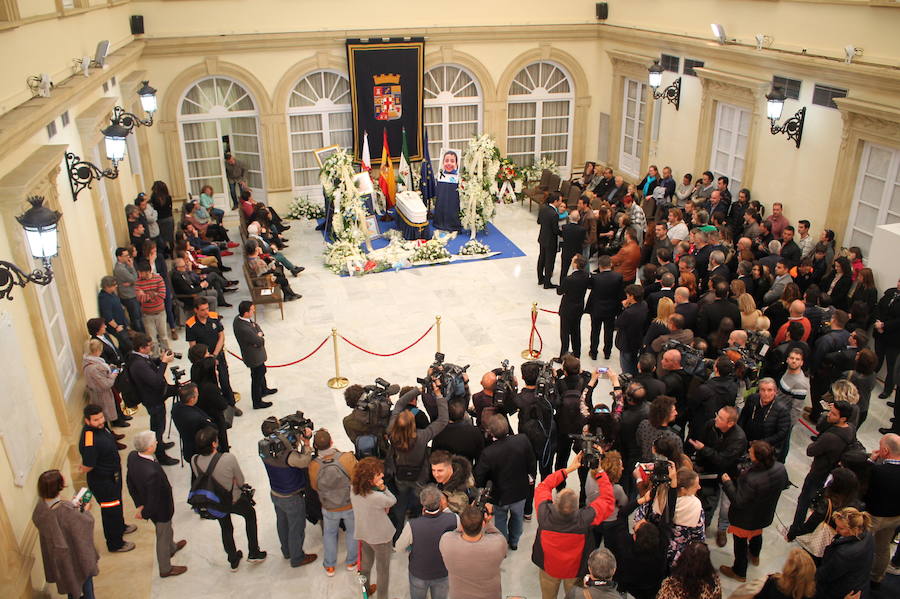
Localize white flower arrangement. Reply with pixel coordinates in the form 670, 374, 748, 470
459, 239, 491, 256
366, 236, 417, 266
320, 149, 372, 251
410, 239, 451, 263
459, 134, 500, 239
324, 240, 366, 275
520, 157, 561, 184
286, 196, 325, 220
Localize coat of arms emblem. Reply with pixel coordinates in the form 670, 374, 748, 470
373, 73, 402, 121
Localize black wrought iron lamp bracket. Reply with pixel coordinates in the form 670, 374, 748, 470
110, 105, 153, 132
0, 258, 53, 300
652, 77, 681, 111
769, 106, 806, 149
65, 152, 119, 200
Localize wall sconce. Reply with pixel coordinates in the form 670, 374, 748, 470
766, 86, 806, 149
65, 121, 128, 200
648, 61, 681, 110
111, 80, 158, 132
0, 197, 61, 300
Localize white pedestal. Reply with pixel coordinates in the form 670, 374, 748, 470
868, 223, 900, 290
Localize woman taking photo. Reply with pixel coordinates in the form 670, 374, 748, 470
719, 441, 789, 582
656, 541, 722, 599
32, 469, 100, 599
816, 507, 875, 599
751, 547, 816, 599
350, 457, 396, 597
635, 465, 704, 565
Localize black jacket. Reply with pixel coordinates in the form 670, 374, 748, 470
697, 298, 742, 338
632, 373, 666, 403
558, 270, 590, 317
816, 531, 875, 599
125, 451, 175, 523
821, 273, 853, 311
687, 376, 739, 440
674, 302, 699, 332
127, 353, 169, 408
723, 462, 788, 530
806, 424, 856, 481
614, 301, 648, 353
474, 433, 536, 505
560, 223, 587, 258
616, 402, 649, 466
737, 394, 792, 457
537, 204, 560, 246
585, 270, 624, 318
92, 334, 123, 367
646, 288, 674, 319
432, 421, 485, 465
693, 421, 748, 479
171, 402, 214, 461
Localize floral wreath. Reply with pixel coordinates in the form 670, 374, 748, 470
458, 134, 500, 239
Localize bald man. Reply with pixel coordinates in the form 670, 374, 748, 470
771, 300, 811, 346
864, 434, 900, 587
673, 286, 699, 332
471, 371, 499, 430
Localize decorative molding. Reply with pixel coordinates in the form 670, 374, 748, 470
606, 48, 657, 179
424, 49, 497, 104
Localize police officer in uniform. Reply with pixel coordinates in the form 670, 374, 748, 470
79, 404, 136, 552
185, 297, 242, 417
259, 418, 317, 567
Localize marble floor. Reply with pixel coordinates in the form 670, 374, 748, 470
87, 202, 895, 599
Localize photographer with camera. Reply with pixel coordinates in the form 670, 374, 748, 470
188, 343, 230, 453
473, 361, 518, 437
473, 415, 536, 550
387, 383, 448, 538
439, 504, 508, 599
612, 371, 649, 496
191, 427, 266, 570
420, 353, 471, 422
432, 400, 484, 465
686, 356, 739, 441
516, 360, 558, 519
185, 297, 241, 417
554, 356, 599, 475
532, 450, 615, 598
258, 414, 317, 568
171, 383, 214, 463
126, 333, 179, 465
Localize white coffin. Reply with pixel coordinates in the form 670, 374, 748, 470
396, 191, 428, 224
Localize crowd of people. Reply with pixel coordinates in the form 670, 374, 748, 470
28, 163, 900, 599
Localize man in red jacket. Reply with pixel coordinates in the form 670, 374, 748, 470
531, 451, 615, 598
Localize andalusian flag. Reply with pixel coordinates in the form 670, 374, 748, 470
360, 130, 372, 172
398, 127, 413, 191
378, 129, 396, 208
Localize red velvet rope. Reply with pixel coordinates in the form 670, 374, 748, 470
339, 324, 435, 357
225, 335, 330, 367
797, 418, 819, 435
539, 308, 559, 315
524, 309, 544, 358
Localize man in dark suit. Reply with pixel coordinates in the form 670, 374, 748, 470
537, 192, 563, 289
707, 250, 731, 284
591, 167, 615, 197
674, 286, 699, 332
559, 211, 587, 281
779, 226, 802, 269
602, 175, 627, 207
126, 430, 187, 578
233, 300, 274, 409
557, 255, 591, 359
432, 401, 485, 465
614, 284, 648, 374
127, 333, 179, 465
585, 255, 623, 360
171, 257, 224, 310
647, 272, 676, 319
170, 383, 215, 462
696, 280, 742, 339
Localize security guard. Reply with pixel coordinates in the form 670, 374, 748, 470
79, 404, 136, 552
185, 297, 241, 417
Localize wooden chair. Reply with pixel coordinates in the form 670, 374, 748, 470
243, 261, 284, 319
525, 169, 560, 212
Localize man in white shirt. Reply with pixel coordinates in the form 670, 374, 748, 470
797, 219, 815, 259
666, 208, 689, 243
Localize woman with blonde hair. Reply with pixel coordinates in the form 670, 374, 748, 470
816, 508, 874, 599
817, 379, 861, 429
643, 297, 676, 350
751, 547, 816, 599
83, 338, 119, 424
739, 293, 763, 331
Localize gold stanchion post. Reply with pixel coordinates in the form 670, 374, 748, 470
435, 315, 442, 354
326, 327, 349, 389
521, 302, 541, 359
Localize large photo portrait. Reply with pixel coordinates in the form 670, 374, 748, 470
437, 148, 461, 184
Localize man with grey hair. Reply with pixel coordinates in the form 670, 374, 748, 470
125, 431, 187, 578
473, 416, 536, 550
567, 548, 619, 598
864, 433, 900, 588
533, 452, 615, 598
707, 249, 730, 283
396, 484, 458, 599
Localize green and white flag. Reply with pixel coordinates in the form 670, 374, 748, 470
398, 127, 413, 191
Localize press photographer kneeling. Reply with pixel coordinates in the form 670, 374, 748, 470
258, 412, 317, 568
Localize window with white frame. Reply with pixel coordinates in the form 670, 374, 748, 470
711, 102, 750, 195
28, 248, 76, 398
619, 77, 648, 178
424, 65, 482, 173
287, 70, 352, 192
507, 61, 574, 176
846, 142, 900, 254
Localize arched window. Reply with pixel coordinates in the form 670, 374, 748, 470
178, 76, 265, 201
287, 70, 352, 191
424, 65, 483, 172
507, 61, 574, 175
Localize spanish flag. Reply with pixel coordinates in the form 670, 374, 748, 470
378, 129, 396, 208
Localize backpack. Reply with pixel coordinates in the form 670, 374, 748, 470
187, 453, 232, 519
314, 452, 351, 511
557, 383, 586, 435
354, 434, 381, 459
117, 353, 141, 409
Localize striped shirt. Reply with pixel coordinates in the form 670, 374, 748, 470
134, 273, 166, 314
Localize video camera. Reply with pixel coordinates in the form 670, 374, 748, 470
258, 411, 314, 459
639, 459, 672, 488
472, 480, 493, 515
166, 365, 188, 400
534, 360, 559, 406
569, 432, 604, 470
492, 360, 518, 411
417, 352, 469, 398
661, 339, 713, 379
357, 377, 397, 429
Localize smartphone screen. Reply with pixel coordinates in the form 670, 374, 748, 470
596, 367, 609, 374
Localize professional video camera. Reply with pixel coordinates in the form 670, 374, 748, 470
492, 360, 518, 411
639, 459, 672, 488
417, 352, 469, 397
568, 432, 604, 470
472, 480, 494, 515
745, 330, 770, 360
661, 339, 713, 379
257, 411, 314, 459
357, 377, 397, 429
534, 360, 560, 405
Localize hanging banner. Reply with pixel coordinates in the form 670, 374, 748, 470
347, 38, 425, 163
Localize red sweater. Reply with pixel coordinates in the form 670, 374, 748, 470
531, 468, 615, 579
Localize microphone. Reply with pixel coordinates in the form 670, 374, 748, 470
386, 384, 401, 395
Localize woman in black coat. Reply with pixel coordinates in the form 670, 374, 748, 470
816, 507, 875, 599
613, 519, 667, 599
188, 343, 230, 452
821, 257, 853, 311
719, 440, 789, 581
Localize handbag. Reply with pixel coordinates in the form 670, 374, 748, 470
794, 498, 835, 557
726, 576, 768, 599
223, 405, 235, 429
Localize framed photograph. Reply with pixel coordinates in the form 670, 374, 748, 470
314, 145, 341, 168
365, 215, 380, 240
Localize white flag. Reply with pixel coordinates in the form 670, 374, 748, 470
361, 131, 372, 172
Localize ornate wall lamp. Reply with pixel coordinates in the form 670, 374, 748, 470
648, 61, 681, 110
64, 121, 128, 200
766, 86, 806, 149
110, 80, 158, 132
0, 197, 62, 300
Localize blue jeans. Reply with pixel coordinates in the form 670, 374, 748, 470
271, 493, 307, 565
409, 574, 449, 599
322, 507, 358, 568
493, 499, 526, 547
68, 575, 94, 599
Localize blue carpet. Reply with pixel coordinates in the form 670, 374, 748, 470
318, 213, 525, 274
